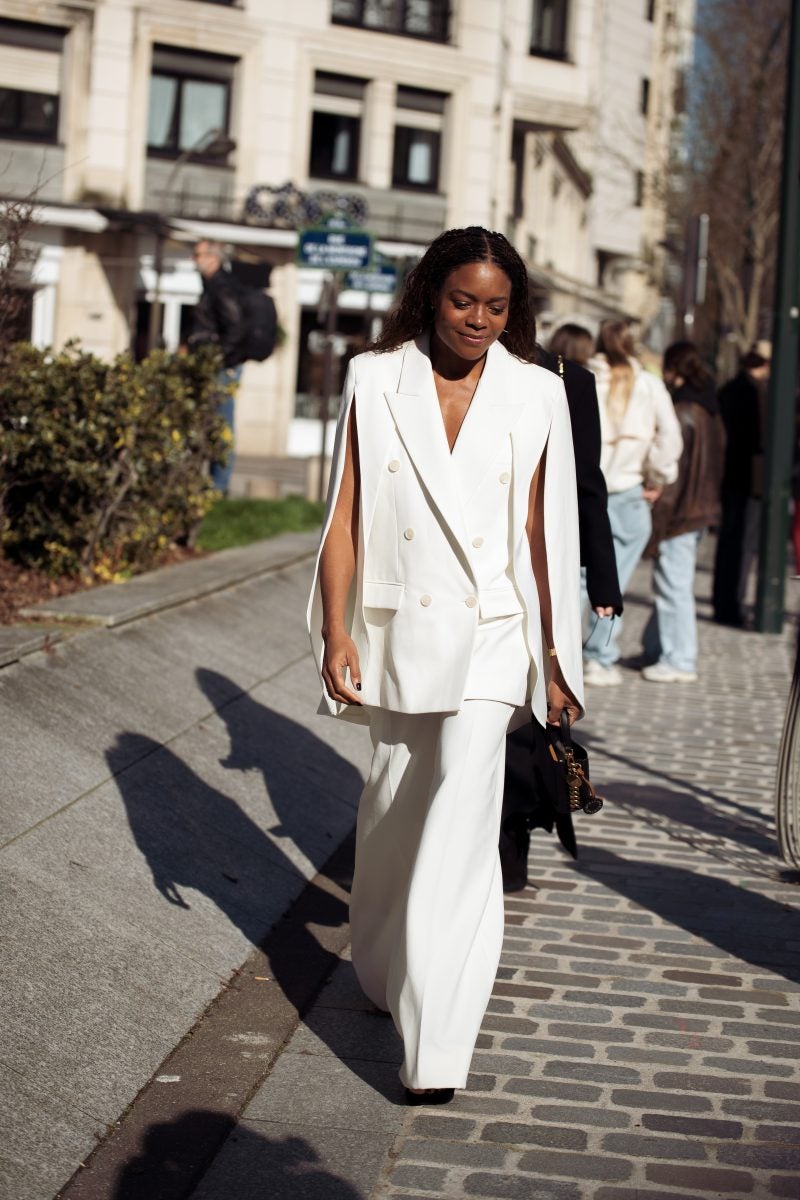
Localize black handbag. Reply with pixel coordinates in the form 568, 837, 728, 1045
546, 710, 604, 816
500, 713, 604, 891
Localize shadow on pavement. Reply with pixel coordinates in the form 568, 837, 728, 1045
579, 729, 768, 820
196, 668, 360, 859
112, 1110, 362, 1200
607, 781, 778, 861
108, 667, 363, 943
573, 845, 800, 985
108, 672, 405, 1104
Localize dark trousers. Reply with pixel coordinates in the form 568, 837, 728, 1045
713, 492, 759, 625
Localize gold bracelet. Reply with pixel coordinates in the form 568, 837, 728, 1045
547, 647, 558, 658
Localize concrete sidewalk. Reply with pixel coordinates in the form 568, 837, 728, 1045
4, 536, 800, 1199
0, 532, 372, 1199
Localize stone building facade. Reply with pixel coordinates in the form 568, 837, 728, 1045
0, 0, 694, 494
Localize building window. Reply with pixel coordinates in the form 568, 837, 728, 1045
309, 72, 366, 181
0, 19, 64, 144
392, 85, 446, 191
634, 170, 644, 207
596, 249, 613, 288
646, 0, 656, 19
530, 0, 569, 59
393, 126, 440, 189
0, 89, 59, 142
332, 1, 449, 43
147, 46, 236, 159
640, 77, 650, 115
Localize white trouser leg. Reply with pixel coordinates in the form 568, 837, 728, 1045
350, 700, 514, 1090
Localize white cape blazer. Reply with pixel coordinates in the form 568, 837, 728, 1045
307, 335, 585, 728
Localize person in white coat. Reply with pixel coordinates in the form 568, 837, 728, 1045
583, 319, 683, 685
307, 227, 584, 1105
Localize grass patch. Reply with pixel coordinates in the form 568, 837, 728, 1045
196, 495, 324, 552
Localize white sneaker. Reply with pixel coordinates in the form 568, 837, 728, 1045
583, 660, 623, 686
641, 662, 697, 683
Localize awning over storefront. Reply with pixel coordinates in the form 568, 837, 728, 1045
166, 217, 297, 248
35, 205, 109, 233
167, 218, 426, 263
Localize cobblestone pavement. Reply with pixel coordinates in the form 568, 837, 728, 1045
191, 554, 800, 1200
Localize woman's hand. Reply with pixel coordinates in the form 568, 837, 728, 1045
546, 660, 581, 727
643, 485, 662, 504
593, 605, 616, 618
322, 630, 363, 705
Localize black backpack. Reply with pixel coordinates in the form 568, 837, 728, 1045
240, 286, 277, 362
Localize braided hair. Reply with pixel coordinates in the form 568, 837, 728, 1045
370, 226, 537, 362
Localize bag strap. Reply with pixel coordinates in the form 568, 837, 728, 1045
557, 354, 565, 379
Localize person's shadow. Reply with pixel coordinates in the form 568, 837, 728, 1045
107, 670, 405, 1109
108, 669, 365, 944
578, 726, 771, 820
599, 780, 779, 865
112, 1110, 363, 1199
568, 842, 800, 985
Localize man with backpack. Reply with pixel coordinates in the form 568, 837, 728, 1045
189, 239, 277, 494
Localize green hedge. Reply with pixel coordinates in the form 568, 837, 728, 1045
0, 343, 228, 579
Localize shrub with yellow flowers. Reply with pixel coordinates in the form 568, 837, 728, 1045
0, 343, 227, 578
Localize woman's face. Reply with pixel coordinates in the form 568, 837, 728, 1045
432, 261, 511, 363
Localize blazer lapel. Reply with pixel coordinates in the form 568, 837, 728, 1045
384, 336, 473, 565
450, 340, 528, 503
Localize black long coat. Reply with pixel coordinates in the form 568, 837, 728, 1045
537, 349, 622, 614
501, 350, 621, 886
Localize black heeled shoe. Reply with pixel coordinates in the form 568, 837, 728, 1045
405, 1087, 455, 1106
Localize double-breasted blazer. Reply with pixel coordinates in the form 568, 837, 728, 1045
307, 335, 585, 728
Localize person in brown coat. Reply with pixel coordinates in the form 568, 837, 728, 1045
641, 341, 725, 682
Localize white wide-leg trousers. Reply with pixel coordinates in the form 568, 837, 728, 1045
349, 700, 514, 1089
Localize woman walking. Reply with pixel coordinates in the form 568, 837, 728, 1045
307, 227, 583, 1104
641, 342, 725, 682
583, 319, 682, 685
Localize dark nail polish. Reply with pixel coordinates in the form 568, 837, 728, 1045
355, 682, 361, 691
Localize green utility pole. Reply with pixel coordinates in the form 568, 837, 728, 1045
755, 0, 800, 633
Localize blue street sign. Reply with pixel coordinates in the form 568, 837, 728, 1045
344, 265, 398, 294
298, 228, 373, 271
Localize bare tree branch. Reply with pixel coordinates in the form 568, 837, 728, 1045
676, 0, 789, 350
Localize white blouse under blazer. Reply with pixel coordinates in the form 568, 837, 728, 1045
307, 335, 585, 728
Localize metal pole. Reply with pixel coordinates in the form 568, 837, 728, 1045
147, 228, 164, 353
754, 0, 800, 633
317, 272, 341, 503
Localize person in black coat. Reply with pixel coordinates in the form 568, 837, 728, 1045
188, 239, 248, 495
712, 351, 770, 627
539, 347, 623, 615
500, 345, 622, 891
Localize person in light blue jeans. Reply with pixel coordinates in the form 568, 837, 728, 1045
640, 341, 725, 683
642, 530, 702, 674
211, 365, 243, 494
584, 320, 683, 686
189, 240, 249, 497
583, 484, 652, 669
